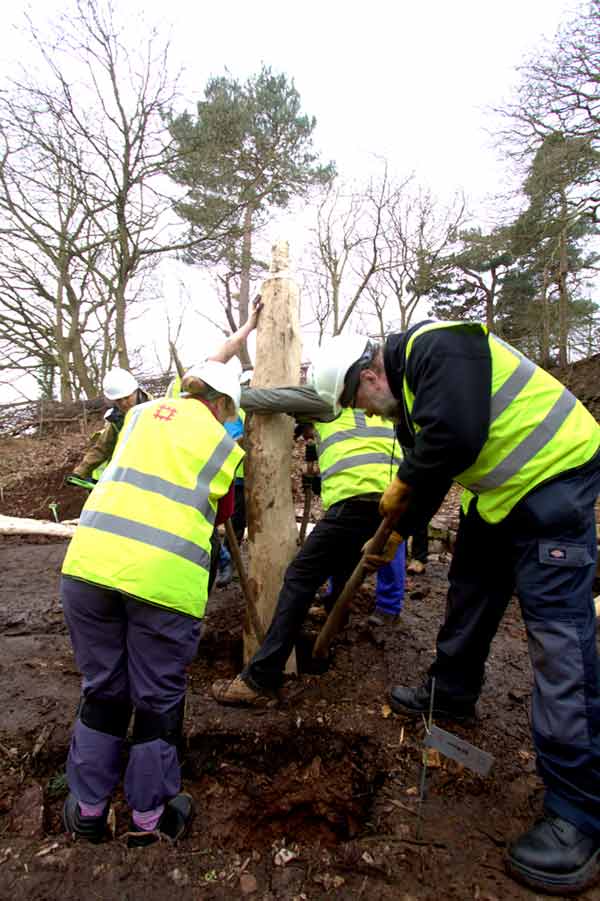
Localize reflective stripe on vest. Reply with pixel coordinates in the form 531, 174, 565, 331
100, 428, 237, 522
236, 409, 246, 479
62, 398, 243, 617
403, 322, 600, 523
78, 510, 211, 569
314, 409, 401, 509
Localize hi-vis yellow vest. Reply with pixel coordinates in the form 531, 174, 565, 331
166, 375, 181, 398
314, 409, 401, 510
403, 322, 600, 524
62, 398, 244, 618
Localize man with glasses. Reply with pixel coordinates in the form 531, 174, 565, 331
310, 322, 600, 896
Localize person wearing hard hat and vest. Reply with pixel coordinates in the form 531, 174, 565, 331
211, 405, 405, 707
306, 415, 406, 629
60, 360, 244, 847
309, 323, 600, 896
67, 368, 150, 485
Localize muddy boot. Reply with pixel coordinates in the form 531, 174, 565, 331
506, 813, 600, 895
211, 674, 278, 708
389, 682, 476, 723
127, 793, 194, 848
367, 610, 400, 628
367, 609, 400, 648
63, 793, 110, 844
215, 559, 233, 588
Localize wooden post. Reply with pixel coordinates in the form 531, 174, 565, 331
243, 241, 301, 663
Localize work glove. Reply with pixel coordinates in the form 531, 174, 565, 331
65, 474, 97, 491
379, 477, 412, 523
362, 530, 404, 573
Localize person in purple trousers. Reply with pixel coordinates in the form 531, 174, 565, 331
60, 359, 245, 847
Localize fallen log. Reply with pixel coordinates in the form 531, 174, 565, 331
0, 514, 76, 538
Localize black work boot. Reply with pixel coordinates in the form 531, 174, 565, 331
506, 813, 600, 894
389, 682, 476, 723
63, 793, 110, 844
127, 793, 194, 848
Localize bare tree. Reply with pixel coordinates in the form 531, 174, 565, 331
0, 0, 240, 400
301, 167, 391, 339
378, 183, 466, 330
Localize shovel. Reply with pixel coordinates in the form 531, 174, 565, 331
224, 518, 265, 644
312, 517, 403, 659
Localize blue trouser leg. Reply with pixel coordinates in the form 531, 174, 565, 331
244, 498, 382, 690
429, 509, 514, 701
61, 575, 202, 813
61, 576, 129, 805
427, 453, 600, 835
123, 598, 201, 811
374, 543, 406, 615
511, 459, 600, 836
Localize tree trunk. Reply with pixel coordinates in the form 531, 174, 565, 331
243, 241, 302, 663
55, 267, 72, 403
237, 204, 254, 369
539, 264, 552, 368
115, 283, 130, 370
557, 214, 569, 367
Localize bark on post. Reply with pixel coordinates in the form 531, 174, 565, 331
243, 241, 301, 663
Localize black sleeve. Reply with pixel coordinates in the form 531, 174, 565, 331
396, 325, 491, 494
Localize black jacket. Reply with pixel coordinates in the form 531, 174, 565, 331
383, 321, 492, 531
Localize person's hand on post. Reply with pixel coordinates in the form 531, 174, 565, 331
248, 294, 263, 331
379, 477, 412, 523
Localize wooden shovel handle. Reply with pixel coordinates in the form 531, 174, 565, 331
312, 517, 401, 659
224, 519, 265, 644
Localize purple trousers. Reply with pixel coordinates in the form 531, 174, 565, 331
61, 575, 201, 812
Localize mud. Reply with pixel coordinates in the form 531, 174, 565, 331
1, 416, 600, 899
2, 528, 590, 901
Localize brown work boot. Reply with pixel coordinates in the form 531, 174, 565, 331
407, 560, 426, 575
211, 675, 277, 708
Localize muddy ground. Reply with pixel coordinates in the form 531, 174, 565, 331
1, 393, 600, 899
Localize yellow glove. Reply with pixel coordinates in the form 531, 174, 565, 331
363, 530, 404, 572
379, 477, 412, 521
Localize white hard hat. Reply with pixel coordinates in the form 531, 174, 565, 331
310, 335, 373, 415
184, 360, 241, 413
239, 368, 254, 386
103, 367, 139, 401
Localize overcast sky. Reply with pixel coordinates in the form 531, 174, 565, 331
169, 0, 579, 200
0, 0, 583, 392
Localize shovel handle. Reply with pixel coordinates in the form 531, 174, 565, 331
224, 519, 265, 644
312, 517, 401, 659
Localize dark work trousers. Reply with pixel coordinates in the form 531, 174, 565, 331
243, 496, 383, 691
61, 576, 202, 813
428, 451, 600, 837
410, 524, 429, 564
